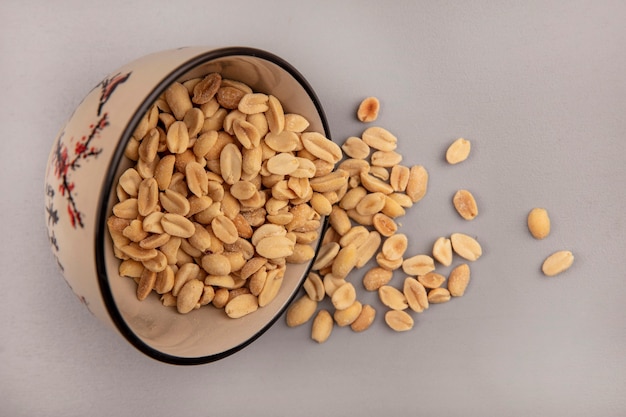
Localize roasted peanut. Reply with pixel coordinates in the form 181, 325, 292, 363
528, 208, 551, 239
542, 250, 574, 276
357, 97, 380, 122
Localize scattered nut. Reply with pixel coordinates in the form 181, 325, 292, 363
384, 310, 414, 332
450, 233, 483, 261
357, 96, 380, 122
448, 264, 470, 296
453, 189, 478, 220
445, 138, 471, 164
542, 250, 574, 276
311, 310, 334, 343
528, 208, 551, 239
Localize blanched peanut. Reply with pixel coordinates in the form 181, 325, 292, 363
404, 278, 428, 313
445, 137, 471, 164
286, 294, 318, 327
427, 287, 451, 304
402, 254, 435, 276
406, 165, 428, 203
350, 304, 376, 332
357, 97, 380, 122
542, 250, 574, 276
450, 233, 483, 261
418, 272, 446, 289
432, 237, 452, 267
341, 136, 370, 159
331, 244, 358, 279
334, 301, 363, 327
453, 189, 478, 220
363, 267, 393, 291
225, 293, 259, 318
448, 264, 470, 296
528, 208, 551, 239
384, 310, 413, 332
378, 285, 408, 310
311, 310, 333, 343
331, 282, 357, 310
381, 233, 408, 261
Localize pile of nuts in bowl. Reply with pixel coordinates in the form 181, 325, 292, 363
107, 72, 339, 317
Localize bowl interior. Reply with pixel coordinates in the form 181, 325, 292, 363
101, 50, 327, 364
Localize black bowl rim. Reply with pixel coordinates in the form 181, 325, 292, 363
95, 46, 330, 365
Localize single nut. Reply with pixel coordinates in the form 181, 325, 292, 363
256, 236, 295, 259
362, 266, 393, 291
286, 294, 318, 327
371, 150, 402, 167
265, 95, 285, 133
445, 138, 471, 164
225, 293, 259, 318
378, 285, 409, 310
448, 263, 470, 296
355, 192, 386, 216
402, 254, 436, 276
376, 252, 403, 271
527, 207, 551, 239
432, 237, 453, 267
136, 269, 156, 301
212, 287, 230, 309
355, 231, 382, 268
542, 250, 574, 276
372, 213, 398, 237
453, 189, 478, 220
216, 86, 246, 109
403, 277, 429, 313
166, 121, 190, 154
176, 279, 204, 314
165, 82, 192, 120
201, 253, 231, 276
311, 310, 334, 343
284, 113, 310, 133
384, 310, 413, 332
361, 126, 397, 151
312, 241, 340, 271
331, 282, 357, 310
220, 143, 243, 185
405, 165, 428, 203
381, 233, 408, 261
161, 213, 195, 238
450, 233, 483, 261
350, 304, 376, 332
389, 165, 410, 192
303, 272, 325, 302
237, 93, 269, 114
192, 73, 221, 105
427, 287, 451, 304
159, 189, 190, 216
357, 96, 380, 122
341, 136, 371, 159
334, 300, 363, 327
329, 206, 352, 235
381, 195, 406, 219
232, 119, 261, 150
338, 225, 370, 248
257, 267, 285, 307
418, 272, 446, 289
301, 132, 343, 164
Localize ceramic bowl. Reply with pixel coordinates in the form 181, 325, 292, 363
44, 46, 329, 364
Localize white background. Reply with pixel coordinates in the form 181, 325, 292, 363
2, 1, 625, 416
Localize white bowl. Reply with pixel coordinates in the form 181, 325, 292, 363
44, 46, 329, 364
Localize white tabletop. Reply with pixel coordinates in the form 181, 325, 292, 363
2, 1, 625, 415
